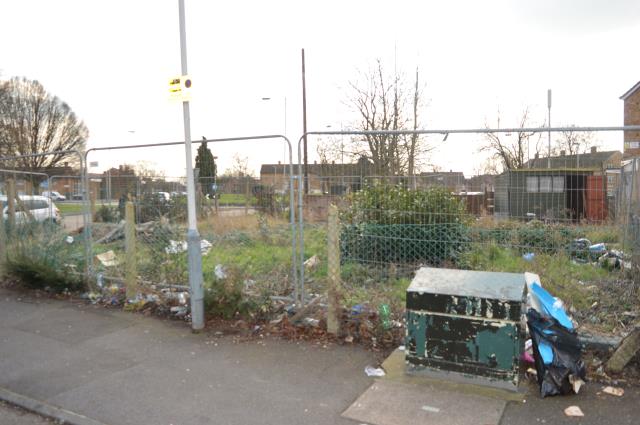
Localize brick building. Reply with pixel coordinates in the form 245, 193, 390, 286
620, 80, 640, 158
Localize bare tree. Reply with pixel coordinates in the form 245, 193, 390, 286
0, 77, 88, 171
553, 125, 599, 155
481, 107, 543, 171
345, 60, 430, 176
134, 161, 166, 180
224, 154, 252, 177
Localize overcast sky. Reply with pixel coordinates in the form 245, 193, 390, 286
1, 0, 639, 176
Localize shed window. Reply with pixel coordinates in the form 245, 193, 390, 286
539, 176, 552, 193
552, 176, 564, 193
526, 177, 538, 193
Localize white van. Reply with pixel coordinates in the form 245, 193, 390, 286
0, 195, 62, 224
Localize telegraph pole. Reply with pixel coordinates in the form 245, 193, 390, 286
302, 48, 309, 194
178, 0, 204, 331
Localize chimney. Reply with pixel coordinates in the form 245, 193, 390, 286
560, 150, 565, 156
277, 161, 281, 165
314, 160, 317, 164
591, 146, 597, 154
63, 162, 69, 167
534, 153, 539, 159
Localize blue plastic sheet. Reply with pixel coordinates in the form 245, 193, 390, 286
529, 283, 574, 330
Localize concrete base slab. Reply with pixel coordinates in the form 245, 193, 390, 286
382, 348, 526, 402
342, 379, 506, 425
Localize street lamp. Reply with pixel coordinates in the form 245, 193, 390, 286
261, 96, 287, 164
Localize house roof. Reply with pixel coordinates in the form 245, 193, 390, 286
523, 150, 621, 169
261, 158, 376, 177
620, 80, 640, 100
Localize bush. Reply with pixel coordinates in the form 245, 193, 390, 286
4, 222, 85, 292
514, 220, 579, 254
94, 204, 120, 223
339, 185, 470, 266
203, 266, 269, 319
341, 185, 469, 225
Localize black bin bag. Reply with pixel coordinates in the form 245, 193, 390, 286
526, 308, 586, 397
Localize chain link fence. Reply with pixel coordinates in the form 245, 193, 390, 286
294, 130, 638, 339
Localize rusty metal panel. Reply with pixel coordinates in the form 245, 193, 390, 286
586, 175, 607, 221
406, 267, 525, 391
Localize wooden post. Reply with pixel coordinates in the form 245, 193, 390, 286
327, 204, 341, 335
245, 178, 250, 216
7, 179, 16, 232
125, 201, 137, 299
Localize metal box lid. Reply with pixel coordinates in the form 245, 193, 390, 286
407, 267, 525, 302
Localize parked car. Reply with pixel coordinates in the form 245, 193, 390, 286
155, 191, 171, 202
42, 190, 67, 201
0, 195, 61, 224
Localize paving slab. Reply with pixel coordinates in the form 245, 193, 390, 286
343, 379, 505, 425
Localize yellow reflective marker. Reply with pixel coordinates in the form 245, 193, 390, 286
169, 75, 192, 101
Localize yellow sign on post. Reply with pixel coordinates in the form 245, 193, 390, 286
168, 75, 192, 101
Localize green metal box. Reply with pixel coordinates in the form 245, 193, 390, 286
406, 267, 526, 391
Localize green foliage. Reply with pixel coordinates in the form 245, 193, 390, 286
203, 266, 269, 319
458, 244, 615, 311
4, 222, 85, 292
514, 220, 579, 254
341, 185, 469, 225
195, 141, 217, 197
94, 204, 119, 223
339, 186, 470, 266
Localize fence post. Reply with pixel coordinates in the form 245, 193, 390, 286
7, 179, 16, 232
90, 184, 97, 218
327, 204, 341, 335
0, 201, 5, 276
125, 201, 137, 299
245, 178, 250, 215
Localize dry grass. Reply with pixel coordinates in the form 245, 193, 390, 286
198, 214, 289, 236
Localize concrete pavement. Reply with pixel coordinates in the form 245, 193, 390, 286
0, 288, 374, 425
2, 287, 639, 425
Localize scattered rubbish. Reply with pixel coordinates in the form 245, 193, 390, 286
364, 366, 385, 377
95, 250, 119, 267
421, 405, 440, 413
564, 406, 584, 417
170, 306, 188, 317
598, 250, 628, 270
304, 255, 320, 270
522, 252, 535, 262
214, 264, 227, 279
351, 304, 364, 316
569, 375, 585, 394
378, 304, 391, 330
398, 345, 405, 351
589, 242, 607, 256
344, 335, 354, 343
165, 239, 212, 255
96, 273, 104, 289
527, 283, 585, 398
65, 235, 74, 244
568, 238, 591, 261
602, 386, 624, 397
302, 317, 320, 327
165, 240, 187, 254
200, 239, 212, 254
